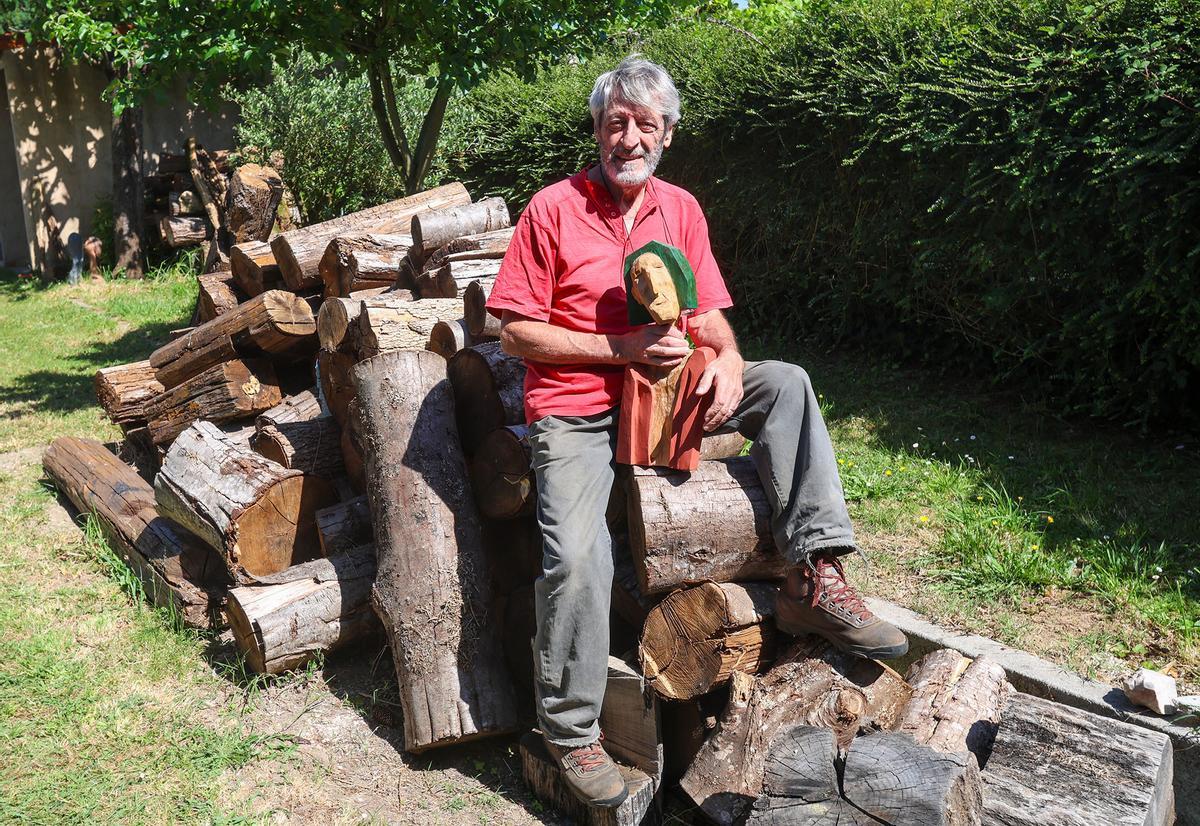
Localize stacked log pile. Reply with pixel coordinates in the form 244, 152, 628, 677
45, 181, 1174, 824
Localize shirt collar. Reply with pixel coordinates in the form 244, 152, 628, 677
579, 164, 661, 216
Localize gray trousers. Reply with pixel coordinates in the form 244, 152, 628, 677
528, 360, 855, 745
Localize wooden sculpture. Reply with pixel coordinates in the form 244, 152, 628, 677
617, 242, 715, 471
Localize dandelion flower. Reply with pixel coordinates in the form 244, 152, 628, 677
838, 458, 844, 465
899, 465, 907, 471
991, 520, 999, 527
1031, 544, 1039, 551
885, 470, 893, 476
1046, 516, 1054, 524
919, 515, 930, 523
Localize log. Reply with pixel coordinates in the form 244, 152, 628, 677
186, 137, 226, 272
118, 425, 163, 480
446, 341, 526, 456
898, 650, 1012, 760
340, 415, 366, 494
226, 163, 282, 244
226, 544, 378, 674
144, 358, 282, 446
252, 416, 344, 478
229, 240, 281, 296
315, 495, 371, 557
357, 297, 463, 358
428, 318, 471, 359
463, 277, 501, 339
154, 421, 338, 583
256, 389, 323, 429
353, 349, 518, 751
168, 190, 202, 216
410, 196, 509, 252
316, 288, 407, 352
149, 290, 317, 389
43, 437, 228, 627
94, 360, 164, 426
424, 226, 514, 272
158, 215, 209, 247
680, 640, 912, 825
626, 456, 787, 595
317, 350, 357, 427
415, 257, 503, 299
639, 581, 779, 701
196, 271, 244, 322
317, 233, 412, 297
469, 425, 533, 520
272, 182, 470, 291
520, 733, 658, 826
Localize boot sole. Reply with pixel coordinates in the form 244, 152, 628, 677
775, 620, 909, 661
564, 783, 629, 810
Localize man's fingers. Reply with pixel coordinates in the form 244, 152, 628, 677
695, 364, 716, 396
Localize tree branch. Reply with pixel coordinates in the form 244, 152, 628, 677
407, 76, 453, 194
367, 60, 412, 180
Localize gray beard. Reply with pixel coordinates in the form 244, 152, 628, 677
603, 137, 665, 187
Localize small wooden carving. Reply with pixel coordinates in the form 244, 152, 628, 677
617, 243, 713, 471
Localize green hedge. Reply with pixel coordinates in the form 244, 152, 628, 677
446, 0, 1200, 427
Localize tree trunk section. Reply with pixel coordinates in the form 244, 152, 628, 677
340, 411, 367, 493
410, 196, 510, 252
627, 457, 786, 595
256, 389, 323, 429
428, 318, 471, 359
144, 358, 281, 446
272, 182, 469, 291
95, 360, 164, 427
154, 421, 338, 582
317, 233, 412, 297
463, 277, 501, 339
416, 258, 503, 299
469, 425, 533, 520
318, 350, 357, 426
425, 226, 513, 272
252, 416, 344, 478
159, 215, 209, 247
43, 437, 228, 627
352, 349, 518, 751
898, 650, 1012, 760
357, 297, 462, 358
169, 190, 202, 216
197, 271, 244, 322
520, 732, 658, 826
112, 92, 144, 278
315, 495, 371, 557
317, 288, 407, 352
229, 240, 282, 296
446, 341, 526, 456
226, 163, 282, 244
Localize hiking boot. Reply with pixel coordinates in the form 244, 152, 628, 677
543, 736, 629, 809
775, 552, 909, 659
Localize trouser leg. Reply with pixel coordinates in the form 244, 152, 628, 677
528, 409, 618, 746
718, 360, 855, 564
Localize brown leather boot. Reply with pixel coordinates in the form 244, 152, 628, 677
543, 736, 629, 809
775, 552, 909, 659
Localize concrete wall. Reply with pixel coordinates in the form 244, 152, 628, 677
2, 45, 238, 273
0, 68, 28, 267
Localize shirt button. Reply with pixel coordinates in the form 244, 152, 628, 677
610, 211, 618, 217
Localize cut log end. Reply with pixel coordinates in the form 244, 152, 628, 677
232, 473, 337, 578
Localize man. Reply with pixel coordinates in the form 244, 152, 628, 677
487, 56, 908, 808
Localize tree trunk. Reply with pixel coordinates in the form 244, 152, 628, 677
315, 495, 372, 557
469, 425, 533, 521
158, 215, 209, 248
626, 457, 787, 595
416, 257, 503, 299
154, 421, 338, 582
357, 296, 463, 358
410, 196, 510, 252
196, 271, 244, 322
639, 581, 780, 701
317, 233, 413, 297
144, 358, 282, 445
226, 163, 282, 244
428, 318, 471, 359
226, 544, 378, 674
94, 360, 164, 427
252, 416, 344, 478
271, 182, 470, 291
317, 350, 358, 426
463, 277, 501, 339
898, 650, 1012, 760
352, 349, 518, 751
43, 437, 228, 627
149, 290, 317, 389
317, 288, 407, 352
424, 226, 514, 272
229, 240, 282, 296
111, 89, 144, 279
446, 341, 526, 456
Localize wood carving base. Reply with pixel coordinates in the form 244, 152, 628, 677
618, 346, 715, 471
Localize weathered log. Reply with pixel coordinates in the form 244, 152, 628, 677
252, 416, 344, 478
154, 421, 338, 583
340, 415, 367, 494
272, 182, 470, 291
186, 137, 227, 273
226, 544, 378, 674
196, 271, 244, 322
640, 581, 780, 701
229, 240, 281, 296
469, 425, 533, 520
415, 257, 503, 299
410, 196, 510, 252
315, 495, 371, 557
424, 226, 514, 272
428, 318, 472, 359
43, 437, 228, 627
463, 277, 501, 339
520, 733, 658, 826
353, 349, 518, 751
95, 360, 165, 426
256, 389, 323, 429
317, 232, 412, 297
316, 288, 407, 352
627, 456, 787, 595
144, 358, 282, 445
149, 290, 317, 389
357, 296, 462, 358
680, 639, 912, 826
118, 425, 163, 480
226, 163, 282, 244
898, 650, 1012, 760
446, 341, 526, 456
158, 215, 209, 247
317, 350, 357, 427
168, 190, 202, 216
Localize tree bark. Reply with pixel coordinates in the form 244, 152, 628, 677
111, 87, 144, 279
340, 410, 367, 494
43, 437, 228, 627
255, 389, 323, 429
226, 544, 379, 674
898, 650, 1012, 761
271, 183, 470, 291
317, 288, 407, 352
317, 233, 413, 297
353, 349, 518, 751
158, 215, 209, 248
144, 358, 282, 446
410, 197, 510, 252
226, 163, 282, 244
463, 277, 501, 339
229, 240, 282, 296
95, 360, 164, 427
252, 416, 344, 478
357, 296, 463, 358
626, 457, 786, 595
196, 271, 244, 322
318, 350, 358, 427
446, 341, 526, 456
416, 257, 503, 299
315, 495, 371, 557
424, 226, 514, 272
155, 421, 338, 583
186, 136, 227, 273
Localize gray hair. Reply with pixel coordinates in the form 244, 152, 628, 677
589, 55, 681, 130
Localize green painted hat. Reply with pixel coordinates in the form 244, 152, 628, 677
623, 240, 698, 326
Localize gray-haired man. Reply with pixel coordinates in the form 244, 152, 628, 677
487, 56, 908, 808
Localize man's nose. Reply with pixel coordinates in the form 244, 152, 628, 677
618, 118, 641, 148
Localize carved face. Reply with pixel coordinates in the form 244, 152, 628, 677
631, 252, 680, 323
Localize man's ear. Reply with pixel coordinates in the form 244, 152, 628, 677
663, 125, 674, 149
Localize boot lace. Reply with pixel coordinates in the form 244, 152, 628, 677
806, 554, 870, 620
564, 741, 609, 775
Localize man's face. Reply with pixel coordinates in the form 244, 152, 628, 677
595, 97, 673, 188
631, 252, 680, 323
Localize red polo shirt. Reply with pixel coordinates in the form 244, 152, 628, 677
487, 168, 734, 423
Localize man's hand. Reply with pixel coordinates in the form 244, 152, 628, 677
695, 349, 744, 431
618, 323, 692, 367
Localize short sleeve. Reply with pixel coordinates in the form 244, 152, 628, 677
684, 210, 733, 314
486, 207, 557, 321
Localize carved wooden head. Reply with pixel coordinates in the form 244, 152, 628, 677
630, 251, 681, 323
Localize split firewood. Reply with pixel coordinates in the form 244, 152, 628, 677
158, 215, 209, 248
316, 288, 407, 352
317, 350, 358, 427
226, 544, 379, 674
271, 182, 470, 292
424, 226, 514, 272
43, 437, 229, 628
154, 421, 337, 583
168, 190, 202, 216
463, 278, 500, 340
410, 196, 509, 252
149, 290, 316, 389
95, 360, 165, 427
225, 163, 282, 244
428, 318, 473, 359
639, 581, 779, 701
144, 358, 282, 445
317, 233, 413, 297
252, 415, 344, 478
353, 349, 518, 751
256, 389, 323, 429
626, 457, 786, 595
315, 495, 371, 557
897, 649, 1012, 760
229, 240, 282, 296
196, 271, 245, 322
415, 258, 503, 299
446, 341, 526, 456
356, 296, 462, 358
